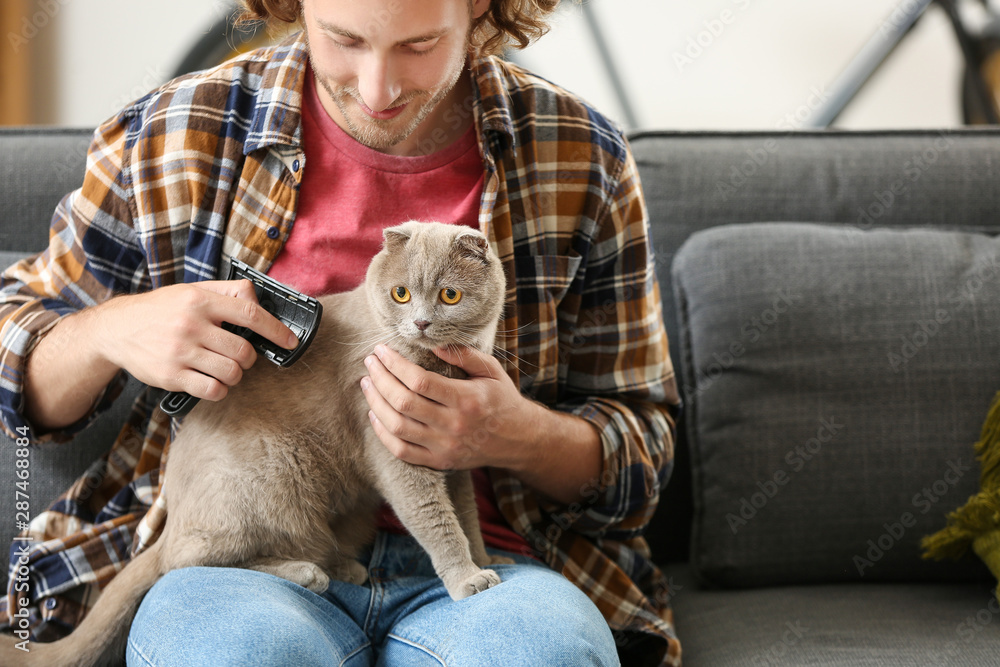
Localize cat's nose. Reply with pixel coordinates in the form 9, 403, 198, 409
414, 320, 431, 331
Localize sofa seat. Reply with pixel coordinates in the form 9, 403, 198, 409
665, 563, 1000, 666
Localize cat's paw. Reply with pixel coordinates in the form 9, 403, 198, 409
331, 559, 369, 586
450, 568, 501, 600
272, 561, 331, 593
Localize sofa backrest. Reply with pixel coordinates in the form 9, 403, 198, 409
632, 129, 1000, 577
4, 128, 1000, 580
0, 127, 91, 253
634, 129, 1000, 369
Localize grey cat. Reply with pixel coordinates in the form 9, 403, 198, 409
4, 221, 510, 667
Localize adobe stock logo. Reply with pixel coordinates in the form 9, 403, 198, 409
853, 459, 971, 576
7, 0, 70, 54
748, 621, 810, 667
887, 254, 999, 373
672, 0, 755, 72
726, 417, 845, 534
854, 132, 954, 230
684, 288, 801, 398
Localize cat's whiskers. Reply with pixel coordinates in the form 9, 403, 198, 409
338, 328, 417, 360
495, 321, 535, 336
382, 332, 408, 351
443, 332, 503, 381
492, 323, 539, 371
490, 346, 535, 374
442, 327, 536, 376
441, 341, 478, 370
335, 327, 392, 348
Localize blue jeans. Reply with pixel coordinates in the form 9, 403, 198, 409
126, 532, 619, 666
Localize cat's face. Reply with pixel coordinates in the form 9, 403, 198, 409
365, 222, 506, 350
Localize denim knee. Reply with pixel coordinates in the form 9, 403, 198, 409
384, 561, 619, 666
126, 567, 369, 666
494, 566, 619, 666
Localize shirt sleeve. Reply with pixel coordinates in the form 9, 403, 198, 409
546, 145, 680, 541
0, 114, 147, 443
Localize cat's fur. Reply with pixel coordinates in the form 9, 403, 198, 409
3, 221, 510, 666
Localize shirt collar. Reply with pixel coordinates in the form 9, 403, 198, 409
469, 54, 517, 158
243, 31, 310, 155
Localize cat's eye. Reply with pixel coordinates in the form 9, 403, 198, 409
440, 288, 462, 305
391, 286, 411, 304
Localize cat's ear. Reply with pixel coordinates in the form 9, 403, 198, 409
382, 224, 414, 249
455, 229, 489, 261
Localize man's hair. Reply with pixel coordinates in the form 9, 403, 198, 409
236, 0, 561, 56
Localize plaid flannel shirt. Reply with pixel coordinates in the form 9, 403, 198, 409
0, 32, 681, 664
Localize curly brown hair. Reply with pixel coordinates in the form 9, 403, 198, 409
236, 0, 562, 55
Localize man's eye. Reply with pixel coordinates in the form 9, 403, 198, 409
334, 39, 362, 50
406, 39, 439, 54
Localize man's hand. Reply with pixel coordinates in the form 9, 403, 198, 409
24, 280, 298, 432
99, 280, 299, 400
360, 344, 533, 472
360, 344, 604, 504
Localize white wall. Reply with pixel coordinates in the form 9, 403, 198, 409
53, 0, 228, 126
516, 0, 963, 130
50, 0, 964, 130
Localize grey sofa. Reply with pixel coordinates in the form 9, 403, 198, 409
3, 126, 1000, 664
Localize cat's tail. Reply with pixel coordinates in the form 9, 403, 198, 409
0, 537, 165, 667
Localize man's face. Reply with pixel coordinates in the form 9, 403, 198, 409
302, 0, 486, 155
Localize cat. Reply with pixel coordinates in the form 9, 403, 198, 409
3, 221, 511, 667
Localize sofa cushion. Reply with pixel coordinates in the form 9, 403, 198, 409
673, 222, 1000, 587
632, 129, 1000, 565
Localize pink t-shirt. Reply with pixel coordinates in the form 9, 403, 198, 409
267, 69, 483, 295
268, 69, 533, 558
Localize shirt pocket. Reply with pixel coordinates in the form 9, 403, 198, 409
511, 252, 584, 396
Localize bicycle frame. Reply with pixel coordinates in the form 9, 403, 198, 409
807, 0, 1000, 127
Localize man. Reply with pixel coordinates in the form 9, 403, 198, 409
0, 0, 681, 664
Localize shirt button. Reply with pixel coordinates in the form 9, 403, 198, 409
292, 159, 300, 173
45, 598, 57, 610
267, 226, 280, 240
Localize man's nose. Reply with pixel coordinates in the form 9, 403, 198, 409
358, 55, 402, 112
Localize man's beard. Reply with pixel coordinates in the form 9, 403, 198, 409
318, 76, 460, 152
304, 35, 468, 152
